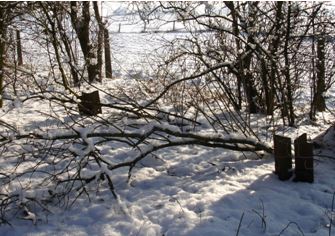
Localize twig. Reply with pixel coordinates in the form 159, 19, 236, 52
278, 221, 305, 236
252, 199, 266, 231
236, 212, 245, 236
170, 197, 185, 216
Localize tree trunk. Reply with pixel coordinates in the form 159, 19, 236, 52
267, 1, 283, 116
16, 30, 23, 66
283, 3, 295, 126
226, 1, 259, 113
55, 15, 79, 86
93, 1, 112, 79
241, 2, 260, 114
40, 3, 69, 90
225, 1, 242, 110
70, 2, 98, 83
104, 28, 112, 78
0, 7, 7, 108
314, 35, 326, 112
93, 1, 103, 82
0, 37, 5, 108
260, 58, 270, 114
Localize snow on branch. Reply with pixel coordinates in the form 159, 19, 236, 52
0, 122, 273, 155
0, 119, 272, 183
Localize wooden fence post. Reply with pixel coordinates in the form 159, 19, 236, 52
274, 135, 293, 180
78, 90, 102, 116
294, 133, 314, 183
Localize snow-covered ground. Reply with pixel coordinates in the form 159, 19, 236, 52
1, 154, 335, 236
1, 75, 335, 236
1, 4, 335, 236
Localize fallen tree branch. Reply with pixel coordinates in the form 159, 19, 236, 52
0, 123, 273, 154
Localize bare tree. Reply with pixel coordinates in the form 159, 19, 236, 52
93, 1, 103, 82
145, 2, 334, 127
93, 1, 113, 80
0, 2, 25, 107
310, 7, 333, 119
70, 1, 98, 83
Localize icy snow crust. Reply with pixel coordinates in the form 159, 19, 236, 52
1, 4, 335, 236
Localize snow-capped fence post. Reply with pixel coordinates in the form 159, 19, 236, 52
294, 133, 314, 183
78, 90, 102, 116
274, 135, 293, 180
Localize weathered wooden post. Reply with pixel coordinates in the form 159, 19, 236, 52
294, 133, 314, 183
78, 90, 102, 116
274, 135, 293, 180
